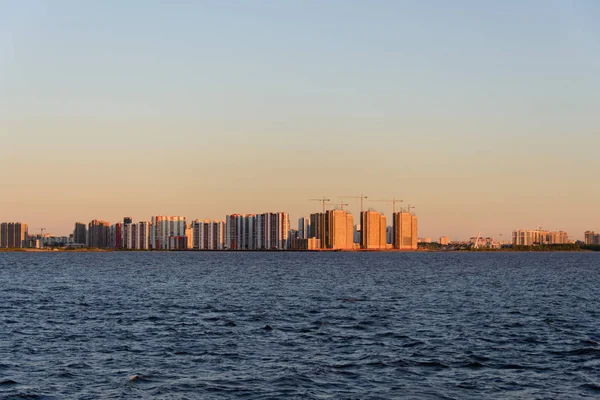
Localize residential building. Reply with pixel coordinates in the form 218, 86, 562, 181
287, 229, 299, 249
584, 231, 600, 245
0, 223, 28, 248
225, 214, 249, 250
439, 236, 450, 245
360, 211, 386, 249
151, 216, 186, 250
512, 229, 569, 246
386, 226, 393, 245
393, 212, 418, 250
0, 223, 7, 248
88, 220, 110, 248
225, 212, 290, 250
298, 217, 310, 240
327, 209, 354, 250
185, 224, 194, 249
309, 213, 326, 248
192, 220, 224, 250
73, 222, 87, 245
138, 221, 151, 250
308, 210, 354, 250
353, 224, 361, 244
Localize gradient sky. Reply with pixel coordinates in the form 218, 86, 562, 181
1, 0, 599, 240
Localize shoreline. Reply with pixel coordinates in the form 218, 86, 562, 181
1, 248, 598, 253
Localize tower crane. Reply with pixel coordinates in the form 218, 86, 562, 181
327, 203, 350, 211
309, 197, 330, 214
371, 198, 403, 214
340, 194, 368, 212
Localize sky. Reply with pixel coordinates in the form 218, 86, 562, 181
1, 0, 599, 240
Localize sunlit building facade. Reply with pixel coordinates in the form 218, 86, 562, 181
512, 229, 569, 246
393, 212, 418, 250
360, 211, 387, 249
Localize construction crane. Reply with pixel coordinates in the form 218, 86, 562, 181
408, 204, 416, 214
340, 194, 368, 212
327, 203, 350, 211
371, 198, 403, 214
309, 197, 330, 214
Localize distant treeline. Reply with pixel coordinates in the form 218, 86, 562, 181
417, 243, 600, 252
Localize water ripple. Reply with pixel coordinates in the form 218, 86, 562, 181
0, 252, 599, 399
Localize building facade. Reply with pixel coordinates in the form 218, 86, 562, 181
308, 210, 354, 250
360, 211, 387, 249
73, 222, 87, 245
225, 212, 289, 250
88, 220, 111, 248
393, 212, 418, 250
151, 216, 186, 250
584, 231, 600, 245
0, 222, 28, 248
512, 229, 569, 246
298, 217, 310, 240
192, 220, 224, 250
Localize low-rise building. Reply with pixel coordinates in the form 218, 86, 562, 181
512, 229, 569, 246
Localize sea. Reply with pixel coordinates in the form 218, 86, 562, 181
0, 252, 599, 399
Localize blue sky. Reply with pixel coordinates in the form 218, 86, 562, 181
1, 1, 599, 239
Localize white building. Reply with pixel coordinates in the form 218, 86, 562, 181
138, 221, 151, 250
192, 220, 224, 250
226, 212, 290, 250
151, 216, 187, 250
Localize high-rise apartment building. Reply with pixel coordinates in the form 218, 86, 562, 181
88, 220, 111, 248
123, 217, 134, 249
393, 212, 418, 250
0, 222, 28, 248
298, 217, 310, 240
225, 214, 251, 250
137, 221, 151, 250
386, 226, 393, 245
326, 210, 354, 250
309, 213, 326, 248
112, 222, 124, 249
360, 211, 387, 249
225, 212, 289, 250
0, 223, 7, 248
439, 236, 450, 245
185, 224, 194, 249
268, 212, 289, 250
308, 210, 353, 250
73, 222, 87, 245
192, 220, 224, 250
151, 216, 186, 250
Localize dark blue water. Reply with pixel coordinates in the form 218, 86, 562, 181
1, 252, 599, 399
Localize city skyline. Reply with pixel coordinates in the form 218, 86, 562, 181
2, 1, 599, 240
0, 196, 596, 242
